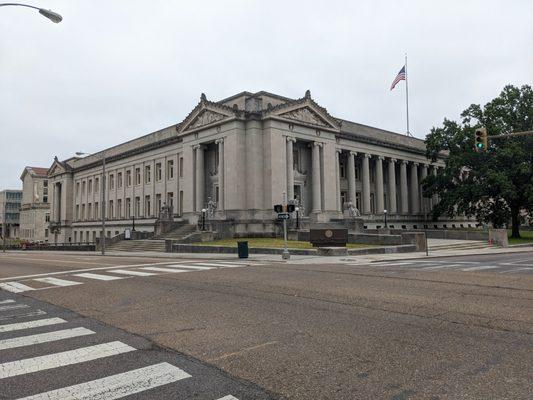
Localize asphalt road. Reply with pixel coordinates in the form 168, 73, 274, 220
1, 251, 532, 399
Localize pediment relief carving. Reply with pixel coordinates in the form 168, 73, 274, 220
279, 107, 331, 128
187, 109, 226, 130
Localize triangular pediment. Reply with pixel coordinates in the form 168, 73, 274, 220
177, 94, 240, 134
48, 158, 66, 177
264, 91, 342, 131
278, 106, 333, 128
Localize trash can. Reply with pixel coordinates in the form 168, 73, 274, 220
237, 241, 249, 259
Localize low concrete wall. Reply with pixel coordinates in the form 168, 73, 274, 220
20, 244, 96, 251
386, 229, 488, 241
348, 233, 402, 246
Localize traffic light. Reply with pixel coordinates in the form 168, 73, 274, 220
287, 204, 295, 213
474, 127, 488, 152
274, 204, 283, 213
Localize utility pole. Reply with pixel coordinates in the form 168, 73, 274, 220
282, 191, 290, 260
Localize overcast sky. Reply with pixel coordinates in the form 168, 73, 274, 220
1, 0, 531, 189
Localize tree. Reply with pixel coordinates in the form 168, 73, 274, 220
424, 84, 533, 238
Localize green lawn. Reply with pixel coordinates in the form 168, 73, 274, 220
508, 229, 533, 245
197, 237, 377, 249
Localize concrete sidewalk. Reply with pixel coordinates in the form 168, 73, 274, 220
4, 244, 531, 265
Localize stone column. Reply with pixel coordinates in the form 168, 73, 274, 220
195, 145, 205, 212
347, 151, 356, 204
312, 142, 322, 213
410, 162, 420, 214
362, 154, 371, 214
54, 183, 60, 222
388, 158, 397, 214
335, 149, 342, 212
216, 139, 225, 211
431, 166, 439, 208
375, 156, 384, 214
400, 160, 409, 214
286, 137, 296, 202
420, 164, 428, 213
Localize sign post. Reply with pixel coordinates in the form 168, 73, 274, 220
281, 192, 290, 260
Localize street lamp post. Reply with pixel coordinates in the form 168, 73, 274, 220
201, 209, 206, 231
0, 3, 62, 23
384, 209, 388, 228
295, 206, 300, 230
77, 151, 106, 255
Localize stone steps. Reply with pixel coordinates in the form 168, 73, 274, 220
428, 241, 490, 251
108, 239, 166, 252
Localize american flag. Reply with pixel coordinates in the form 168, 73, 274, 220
390, 66, 406, 90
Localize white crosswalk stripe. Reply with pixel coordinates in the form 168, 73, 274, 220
165, 264, 215, 270
217, 396, 240, 400
16, 362, 191, 400
139, 266, 190, 273
192, 262, 242, 268
0, 317, 66, 333
0, 341, 136, 379
0, 327, 95, 351
460, 265, 501, 271
33, 277, 82, 287
0, 309, 47, 321
73, 272, 124, 281
109, 269, 158, 277
0, 304, 29, 312
0, 282, 36, 293
0, 299, 16, 304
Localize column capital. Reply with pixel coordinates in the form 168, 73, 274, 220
389, 158, 397, 163
192, 144, 204, 150
215, 138, 224, 145
412, 162, 419, 167
401, 159, 408, 165
335, 148, 342, 155
377, 155, 385, 161
349, 151, 357, 156
364, 153, 372, 159
286, 136, 297, 143
312, 141, 323, 148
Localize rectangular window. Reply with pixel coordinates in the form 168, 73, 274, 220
76, 182, 80, 197
340, 160, 346, 178
135, 197, 140, 216
88, 203, 92, 220
45, 213, 50, 222
109, 174, 114, 190
117, 199, 122, 219
355, 165, 360, 180
43, 196, 48, 203
117, 172, 123, 188
145, 166, 151, 184
125, 198, 131, 218
167, 160, 174, 180
135, 168, 141, 185
82, 204, 86, 220
88, 179, 92, 194
145, 195, 151, 216
126, 170, 132, 187
109, 200, 114, 219
156, 163, 162, 181
76, 205, 80, 220
94, 202, 99, 219
179, 157, 184, 178
356, 192, 361, 211
95, 178, 99, 193
156, 194, 161, 217
167, 192, 174, 212
45, 229, 48, 238
43, 180, 48, 187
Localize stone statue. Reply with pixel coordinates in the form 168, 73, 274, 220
344, 202, 361, 218
207, 196, 217, 218
159, 202, 173, 221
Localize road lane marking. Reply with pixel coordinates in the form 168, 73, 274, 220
165, 264, 215, 270
0, 304, 29, 312
0, 262, 179, 282
73, 272, 124, 281
139, 267, 189, 273
460, 266, 500, 271
191, 263, 242, 267
0, 300, 15, 304
0, 327, 95, 351
0, 282, 36, 293
110, 269, 157, 277
33, 277, 82, 287
500, 267, 533, 274
16, 362, 191, 400
0, 310, 47, 321
0, 317, 66, 333
0, 341, 136, 379
420, 264, 463, 270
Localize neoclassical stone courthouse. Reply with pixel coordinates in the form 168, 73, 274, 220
47, 90, 450, 243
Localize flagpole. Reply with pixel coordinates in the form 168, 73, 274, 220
405, 53, 410, 136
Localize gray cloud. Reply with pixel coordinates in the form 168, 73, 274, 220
1, 0, 532, 188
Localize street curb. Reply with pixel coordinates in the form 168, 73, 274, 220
369, 247, 533, 262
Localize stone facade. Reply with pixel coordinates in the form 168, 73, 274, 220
19, 167, 51, 242
46, 90, 466, 243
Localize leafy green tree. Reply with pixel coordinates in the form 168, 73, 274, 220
424, 85, 533, 238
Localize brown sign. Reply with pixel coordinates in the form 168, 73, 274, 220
310, 228, 348, 247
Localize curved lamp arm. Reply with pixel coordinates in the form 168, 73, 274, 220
0, 3, 62, 23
